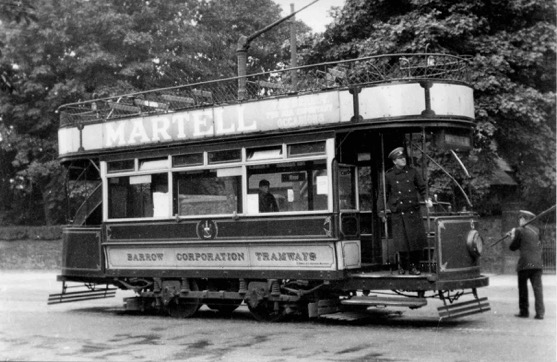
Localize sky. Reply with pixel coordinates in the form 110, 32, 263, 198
273, 0, 346, 33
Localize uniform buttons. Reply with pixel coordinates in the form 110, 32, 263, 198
401, 212, 405, 215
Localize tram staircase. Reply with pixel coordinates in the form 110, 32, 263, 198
48, 184, 109, 304
72, 183, 102, 226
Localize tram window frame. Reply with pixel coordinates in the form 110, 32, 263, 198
139, 157, 169, 171
338, 165, 358, 211
172, 153, 204, 167
103, 138, 333, 220
173, 167, 242, 217
208, 149, 241, 164
357, 166, 373, 211
107, 159, 135, 173
107, 172, 170, 219
287, 141, 326, 157
246, 146, 283, 161
246, 159, 329, 214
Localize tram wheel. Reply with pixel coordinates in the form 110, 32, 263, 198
167, 280, 200, 318
248, 300, 285, 322
207, 299, 243, 315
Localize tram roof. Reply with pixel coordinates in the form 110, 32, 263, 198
57, 53, 472, 128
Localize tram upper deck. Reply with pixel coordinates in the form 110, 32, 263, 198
57, 53, 475, 159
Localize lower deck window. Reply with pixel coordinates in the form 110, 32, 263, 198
247, 160, 328, 213
108, 173, 169, 218
174, 170, 241, 216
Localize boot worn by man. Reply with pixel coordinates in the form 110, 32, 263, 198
514, 313, 529, 318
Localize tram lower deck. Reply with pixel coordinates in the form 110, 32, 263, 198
52, 208, 489, 321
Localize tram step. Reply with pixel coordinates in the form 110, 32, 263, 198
48, 284, 117, 305
438, 297, 490, 319
341, 295, 427, 309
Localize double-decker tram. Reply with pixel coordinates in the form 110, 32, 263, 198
49, 53, 489, 321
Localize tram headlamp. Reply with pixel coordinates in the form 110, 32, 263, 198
466, 230, 483, 258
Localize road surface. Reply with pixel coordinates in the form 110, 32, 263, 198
0, 271, 555, 361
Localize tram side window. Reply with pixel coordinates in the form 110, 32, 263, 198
358, 166, 373, 211
174, 169, 241, 216
339, 165, 357, 210
108, 173, 169, 219
246, 160, 328, 213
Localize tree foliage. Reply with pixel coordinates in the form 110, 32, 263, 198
0, 0, 304, 225
307, 0, 556, 213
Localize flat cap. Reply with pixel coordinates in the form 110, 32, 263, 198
388, 147, 405, 160
518, 210, 536, 221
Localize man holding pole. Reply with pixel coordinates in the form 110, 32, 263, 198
509, 210, 545, 320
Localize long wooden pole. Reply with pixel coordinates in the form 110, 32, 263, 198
488, 204, 556, 248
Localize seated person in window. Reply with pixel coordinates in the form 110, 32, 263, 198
258, 179, 279, 212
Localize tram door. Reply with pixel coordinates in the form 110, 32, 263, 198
336, 132, 382, 266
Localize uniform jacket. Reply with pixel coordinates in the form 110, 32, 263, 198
509, 225, 543, 271
379, 165, 428, 252
379, 165, 427, 213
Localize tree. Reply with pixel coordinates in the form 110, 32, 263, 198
306, 0, 556, 213
0, 0, 306, 225
195, 0, 312, 77
0, 0, 37, 93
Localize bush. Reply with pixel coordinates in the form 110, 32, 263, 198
0, 225, 62, 241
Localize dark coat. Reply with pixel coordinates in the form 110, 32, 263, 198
259, 191, 278, 212
381, 165, 427, 213
509, 225, 543, 271
379, 165, 428, 252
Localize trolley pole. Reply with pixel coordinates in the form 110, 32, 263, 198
236, 0, 318, 100
289, 3, 298, 89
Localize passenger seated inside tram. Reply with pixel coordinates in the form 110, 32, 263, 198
258, 179, 279, 212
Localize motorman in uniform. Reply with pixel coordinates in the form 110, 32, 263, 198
379, 147, 432, 275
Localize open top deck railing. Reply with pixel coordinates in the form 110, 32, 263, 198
58, 53, 471, 127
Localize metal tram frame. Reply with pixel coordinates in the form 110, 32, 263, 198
49, 53, 490, 321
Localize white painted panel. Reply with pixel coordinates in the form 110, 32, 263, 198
106, 243, 337, 271
58, 128, 80, 155
430, 83, 474, 118
254, 91, 342, 130
338, 89, 354, 121
58, 81, 475, 157
359, 83, 424, 119
340, 240, 361, 269
82, 123, 103, 151
249, 244, 336, 269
